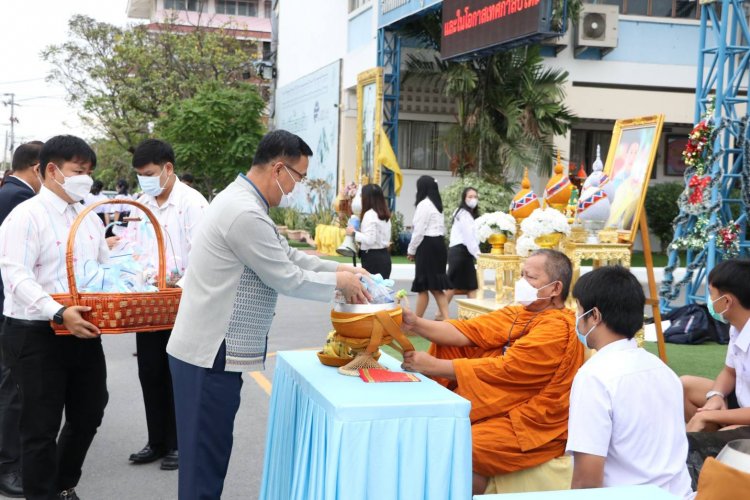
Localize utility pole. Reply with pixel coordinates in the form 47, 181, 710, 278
2, 130, 8, 169
2, 93, 17, 155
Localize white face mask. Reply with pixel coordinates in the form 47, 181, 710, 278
54, 166, 93, 203
276, 165, 304, 208
514, 277, 556, 306
137, 167, 169, 197
466, 198, 478, 209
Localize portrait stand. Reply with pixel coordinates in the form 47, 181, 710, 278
604, 114, 667, 362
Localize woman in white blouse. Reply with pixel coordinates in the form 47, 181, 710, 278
346, 183, 392, 278
407, 175, 451, 320
84, 179, 111, 226
446, 187, 480, 306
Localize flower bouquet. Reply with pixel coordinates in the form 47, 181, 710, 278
475, 211, 516, 255
517, 207, 571, 255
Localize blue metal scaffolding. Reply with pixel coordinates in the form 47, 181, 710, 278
660, 0, 750, 312
377, 28, 401, 211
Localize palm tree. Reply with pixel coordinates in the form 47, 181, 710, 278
399, 9, 577, 182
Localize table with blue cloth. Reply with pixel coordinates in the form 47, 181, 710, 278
260, 350, 472, 500
474, 484, 680, 499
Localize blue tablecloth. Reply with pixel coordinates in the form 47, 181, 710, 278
259, 350, 472, 500
475, 485, 680, 499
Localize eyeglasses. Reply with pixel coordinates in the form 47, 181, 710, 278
281, 162, 306, 181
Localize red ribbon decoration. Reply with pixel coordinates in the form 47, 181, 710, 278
688, 175, 711, 205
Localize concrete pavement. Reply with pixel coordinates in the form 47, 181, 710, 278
73, 280, 451, 499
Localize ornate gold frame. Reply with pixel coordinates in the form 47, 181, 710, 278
603, 114, 665, 244
355, 67, 384, 185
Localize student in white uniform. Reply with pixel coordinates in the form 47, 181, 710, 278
567, 266, 693, 498
446, 187, 480, 307
346, 183, 392, 278
682, 259, 750, 432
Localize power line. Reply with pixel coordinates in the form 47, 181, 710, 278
0, 77, 47, 85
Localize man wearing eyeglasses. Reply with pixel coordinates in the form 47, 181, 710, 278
166, 130, 370, 499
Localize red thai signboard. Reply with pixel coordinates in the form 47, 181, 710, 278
441, 0, 553, 59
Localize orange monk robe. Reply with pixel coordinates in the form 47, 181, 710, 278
429, 306, 585, 477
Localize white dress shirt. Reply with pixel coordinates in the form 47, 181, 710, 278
448, 208, 480, 257
407, 198, 445, 255
0, 187, 109, 320
726, 319, 750, 407
128, 179, 208, 278
355, 209, 391, 251
566, 338, 692, 498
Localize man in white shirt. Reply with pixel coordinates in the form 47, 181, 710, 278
567, 266, 692, 498
682, 259, 750, 432
0, 135, 108, 500
125, 139, 208, 472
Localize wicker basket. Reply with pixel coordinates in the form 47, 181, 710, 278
51, 199, 182, 335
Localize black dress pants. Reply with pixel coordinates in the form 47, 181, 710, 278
135, 330, 177, 451
0, 315, 21, 475
1, 319, 108, 500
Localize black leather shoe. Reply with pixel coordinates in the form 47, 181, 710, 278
160, 449, 178, 471
0, 471, 23, 498
58, 488, 79, 499
128, 444, 167, 464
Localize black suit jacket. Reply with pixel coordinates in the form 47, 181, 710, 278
0, 176, 36, 310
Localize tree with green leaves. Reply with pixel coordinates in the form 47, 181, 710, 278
399, 7, 577, 182
43, 14, 261, 153
156, 82, 266, 198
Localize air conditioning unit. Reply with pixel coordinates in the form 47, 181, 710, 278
574, 4, 618, 57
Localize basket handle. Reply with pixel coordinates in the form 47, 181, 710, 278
64, 199, 167, 304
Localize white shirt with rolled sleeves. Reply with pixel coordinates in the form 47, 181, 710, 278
166, 174, 339, 372
448, 208, 480, 258
566, 338, 693, 499
0, 187, 109, 320
128, 179, 208, 279
726, 320, 750, 407
354, 209, 391, 251
407, 198, 444, 256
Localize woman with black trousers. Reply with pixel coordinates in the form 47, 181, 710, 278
407, 175, 451, 320
346, 183, 392, 278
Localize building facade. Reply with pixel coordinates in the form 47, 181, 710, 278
278, 1, 701, 226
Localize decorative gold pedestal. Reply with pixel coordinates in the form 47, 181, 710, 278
562, 240, 632, 309
457, 254, 522, 319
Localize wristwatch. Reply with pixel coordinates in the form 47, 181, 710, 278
705, 390, 725, 401
52, 307, 67, 325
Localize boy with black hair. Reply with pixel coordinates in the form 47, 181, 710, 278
567, 266, 692, 498
0, 135, 108, 500
682, 259, 750, 432
126, 138, 208, 471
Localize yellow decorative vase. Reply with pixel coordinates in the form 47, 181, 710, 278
488, 233, 507, 255
534, 232, 563, 249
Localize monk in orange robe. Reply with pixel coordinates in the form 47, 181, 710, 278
401, 249, 585, 495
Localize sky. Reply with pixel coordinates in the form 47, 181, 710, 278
0, 1, 134, 161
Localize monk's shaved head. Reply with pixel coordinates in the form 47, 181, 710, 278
530, 249, 573, 301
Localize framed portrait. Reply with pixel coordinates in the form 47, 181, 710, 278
603, 114, 665, 243
665, 135, 689, 177
356, 68, 384, 185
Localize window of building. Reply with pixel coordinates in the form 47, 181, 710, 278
264, 0, 272, 18
398, 120, 452, 171
348, 0, 371, 13
262, 41, 272, 60
216, 0, 258, 16
584, 0, 699, 19
164, 0, 202, 11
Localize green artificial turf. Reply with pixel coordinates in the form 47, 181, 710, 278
384, 336, 726, 380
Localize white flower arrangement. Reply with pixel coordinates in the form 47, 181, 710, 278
515, 235, 539, 257
474, 211, 517, 243
519, 208, 571, 239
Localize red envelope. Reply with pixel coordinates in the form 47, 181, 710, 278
359, 368, 421, 383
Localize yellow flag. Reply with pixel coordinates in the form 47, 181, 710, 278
377, 127, 403, 195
